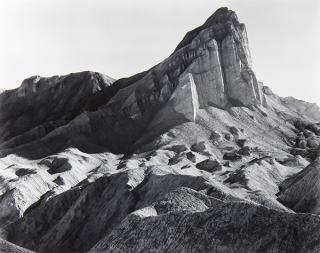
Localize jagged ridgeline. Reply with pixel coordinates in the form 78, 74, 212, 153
1, 7, 320, 253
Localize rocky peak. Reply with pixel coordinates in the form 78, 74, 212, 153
0, 8, 267, 158
172, 7, 263, 108
108, 7, 264, 121
97, 8, 266, 152
175, 7, 241, 51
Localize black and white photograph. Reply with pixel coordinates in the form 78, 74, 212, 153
0, 0, 319, 252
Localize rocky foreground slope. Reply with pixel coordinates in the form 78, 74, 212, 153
1, 7, 320, 253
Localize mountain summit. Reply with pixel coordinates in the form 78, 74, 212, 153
1, 7, 320, 253
0, 7, 265, 158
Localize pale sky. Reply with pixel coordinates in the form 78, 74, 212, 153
0, 0, 319, 103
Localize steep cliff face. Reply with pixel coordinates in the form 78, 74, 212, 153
175, 7, 264, 107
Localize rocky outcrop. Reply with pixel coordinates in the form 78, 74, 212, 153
277, 156, 320, 214
196, 159, 222, 172
149, 72, 200, 125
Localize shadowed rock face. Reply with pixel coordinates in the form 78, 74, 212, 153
0, 71, 115, 157
278, 156, 320, 214
0, 238, 33, 253
2, 6, 320, 253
